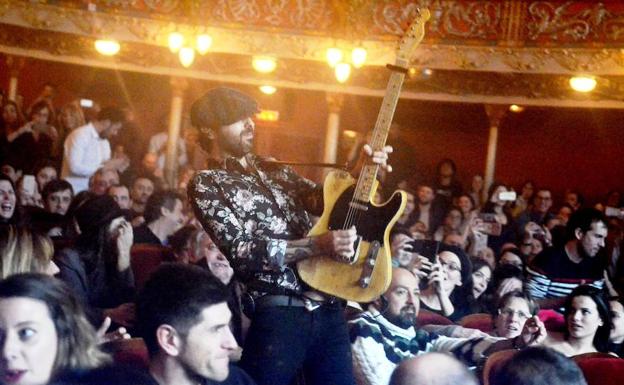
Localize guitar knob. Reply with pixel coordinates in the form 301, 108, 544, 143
368, 258, 376, 267
359, 277, 371, 288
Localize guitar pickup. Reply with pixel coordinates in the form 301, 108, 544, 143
359, 241, 380, 288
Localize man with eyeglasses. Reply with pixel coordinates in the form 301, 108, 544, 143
526, 208, 608, 310
348, 268, 546, 385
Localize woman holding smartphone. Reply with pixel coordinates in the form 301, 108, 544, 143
55, 195, 136, 329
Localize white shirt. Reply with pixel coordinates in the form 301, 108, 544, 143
148, 132, 187, 170
61, 122, 111, 193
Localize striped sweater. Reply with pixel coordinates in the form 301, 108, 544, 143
348, 306, 499, 385
526, 246, 604, 300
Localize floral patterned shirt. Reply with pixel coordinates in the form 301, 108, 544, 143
189, 154, 323, 296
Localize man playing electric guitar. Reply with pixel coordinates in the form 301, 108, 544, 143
188, 87, 392, 385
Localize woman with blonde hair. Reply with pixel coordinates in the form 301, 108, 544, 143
0, 225, 59, 278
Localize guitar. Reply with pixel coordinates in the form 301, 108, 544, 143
297, 9, 430, 303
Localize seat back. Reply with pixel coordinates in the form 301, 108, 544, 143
575, 356, 624, 385
416, 310, 453, 327
101, 337, 149, 369
482, 349, 517, 385
459, 313, 493, 333
130, 244, 175, 290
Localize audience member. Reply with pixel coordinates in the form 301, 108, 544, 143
129, 176, 155, 224
389, 353, 478, 385
1, 101, 27, 173
348, 268, 546, 385
492, 346, 588, 385
133, 190, 185, 245
0, 225, 59, 278
542, 285, 612, 356
136, 264, 253, 385
608, 297, 624, 356
517, 188, 555, 231
468, 174, 484, 210
511, 180, 535, 218
61, 106, 127, 193
565, 189, 584, 211
34, 161, 58, 192
527, 208, 607, 309
481, 183, 517, 256
0, 173, 23, 225
499, 246, 524, 270
0, 274, 109, 385
56, 195, 135, 328
55, 101, 86, 162
89, 168, 119, 195
411, 183, 445, 237
433, 158, 462, 211
108, 184, 131, 210
42, 179, 73, 216
492, 290, 538, 339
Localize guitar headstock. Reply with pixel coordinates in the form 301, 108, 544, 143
396, 8, 431, 64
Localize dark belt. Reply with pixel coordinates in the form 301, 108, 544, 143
255, 294, 343, 311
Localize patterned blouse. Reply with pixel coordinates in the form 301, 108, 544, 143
188, 154, 323, 296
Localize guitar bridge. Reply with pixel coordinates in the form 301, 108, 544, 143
359, 241, 380, 288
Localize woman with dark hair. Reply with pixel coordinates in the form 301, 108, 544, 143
543, 285, 612, 356
419, 243, 473, 321
56, 195, 135, 328
0, 101, 26, 172
0, 273, 109, 385
481, 182, 518, 256
0, 173, 25, 226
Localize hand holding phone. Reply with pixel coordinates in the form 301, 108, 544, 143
22, 175, 37, 196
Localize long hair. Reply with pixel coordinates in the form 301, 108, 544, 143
0, 225, 54, 279
0, 274, 109, 376
563, 285, 612, 352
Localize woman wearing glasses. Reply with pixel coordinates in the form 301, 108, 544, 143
492, 290, 538, 339
541, 285, 612, 356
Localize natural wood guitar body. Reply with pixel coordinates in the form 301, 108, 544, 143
297, 170, 406, 302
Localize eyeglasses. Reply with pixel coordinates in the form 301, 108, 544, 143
498, 308, 530, 319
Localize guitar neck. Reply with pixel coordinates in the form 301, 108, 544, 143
354, 60, 408, 203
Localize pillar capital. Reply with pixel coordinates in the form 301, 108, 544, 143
326, 92, 344, 114
169, 76, 188, 98
484, 104, 508, 128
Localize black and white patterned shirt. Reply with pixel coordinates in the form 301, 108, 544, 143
188, 154, 323, 296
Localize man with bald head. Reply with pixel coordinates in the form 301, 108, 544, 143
348, 267, 547, 385
389, 353, 478, 385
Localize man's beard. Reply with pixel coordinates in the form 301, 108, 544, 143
384, 306, 417, 329
218, 132, 252, 158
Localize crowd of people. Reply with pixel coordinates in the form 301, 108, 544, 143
1, 84, 623, 385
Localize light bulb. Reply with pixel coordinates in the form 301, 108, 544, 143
94, 39, 120, 56
196, 34, 212, 55
259, 85, 277, 95
509, 104, 524, 113
326, 48, 343, 68
335, 62, 351, 83
569, 76, 597, 92
252, 56, 277, 73
179, 47, 195, 67
168, 32, 184, 53
351, 47, 367, 68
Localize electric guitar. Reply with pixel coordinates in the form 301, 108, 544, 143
297, 9, 430, 303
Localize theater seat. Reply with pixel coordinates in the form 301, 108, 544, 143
575, 356, 624, 385
482, 349, 517, 385
416, 310, 453, 327
458, 313, 493, 333
101, 337, 149, 369
538, 309, 566, 332
130, 244, 175, 290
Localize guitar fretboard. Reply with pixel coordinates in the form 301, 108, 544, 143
354, 58, 408, 203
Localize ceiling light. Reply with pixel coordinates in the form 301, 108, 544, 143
326, 48, 343, 68
509, 104, 524, 113
422, 68, 433, 77
196, 34, 212, 55
259, 85, 277, 95
343, 130, 358, 138
569, 76, 597, 92
179, 47, 195, 67
168, 32, 184, 53
94, 39, 120, 56
351, 47, 367, 68
252, 56, 277, 73
335, 62, 351, 83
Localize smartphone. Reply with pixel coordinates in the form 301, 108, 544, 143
22, 175, 37, 196
498, 191, 517, 201
478, 213, 503, 236
410, 240, 442, 264
79, 98, 94, 108
605, 206, 624, 219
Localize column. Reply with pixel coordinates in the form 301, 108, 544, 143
164, 77, 188, 188
323, 92, 344, 177
483, 104, 507, 202
5, 56, 25, 101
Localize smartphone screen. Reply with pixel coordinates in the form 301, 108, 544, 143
22, 175, 36, 195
